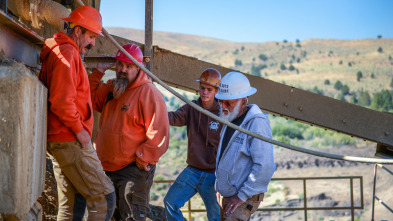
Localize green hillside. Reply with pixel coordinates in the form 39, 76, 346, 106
107, 27, 393, 100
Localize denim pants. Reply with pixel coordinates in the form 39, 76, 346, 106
164, 167, 220, 221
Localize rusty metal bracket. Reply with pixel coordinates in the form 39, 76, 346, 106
143, 56, 151, 63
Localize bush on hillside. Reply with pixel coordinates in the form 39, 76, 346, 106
358, 90, 371, 106
272, 123, 304, 140
377, 47, 383, 53
341, 85, 350, 95
234, 59, 242, 66
334, 80, 343, 90
350, 94, 357, 104
357, 71, 363, 81
288, 64, 295, 71
339, 60, 343, 65
336, 93, 346, 102
233, 49, 239, 55
258, 53, 268, 61
371, 73, 375, 79
324, 79, 330, 85
370, 90, 393, 112
280, 64, 287, 70
250, 64, 267, 76
312, 86, 324, 95
303, 127, 355, 147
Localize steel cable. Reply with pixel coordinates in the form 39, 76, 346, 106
101, 28, 393, 164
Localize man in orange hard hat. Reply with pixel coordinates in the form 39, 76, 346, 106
39, 6, 115, 220
89, 43, 170, 221
164, 69, 223, 220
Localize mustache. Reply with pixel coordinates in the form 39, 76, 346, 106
85, 44, 92, 50
117, 72, 128, 78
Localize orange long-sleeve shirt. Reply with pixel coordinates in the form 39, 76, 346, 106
39, 32, 93, 142
89, 69, 170, 171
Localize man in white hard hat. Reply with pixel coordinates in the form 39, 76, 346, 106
215, 72, 276, 220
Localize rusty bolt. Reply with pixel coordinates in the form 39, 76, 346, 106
385, 132, 389, 136
342, 120, 346, 124
283, 102, 288, 107
298, 107, 303, 111
144, 57, 151, 63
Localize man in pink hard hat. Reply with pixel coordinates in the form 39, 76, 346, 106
89, 43, 170, 220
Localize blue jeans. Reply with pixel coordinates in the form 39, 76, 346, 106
164, 167, 220, 221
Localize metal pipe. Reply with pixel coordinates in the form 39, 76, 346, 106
371, 163, 377, 221
303, 179, 307, 221
144, 0, 153, 71
350, 178, 354, 221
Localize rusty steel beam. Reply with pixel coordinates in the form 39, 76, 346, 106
151, 46, 393, 147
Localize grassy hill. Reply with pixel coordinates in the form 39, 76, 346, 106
107, 27, 393, 100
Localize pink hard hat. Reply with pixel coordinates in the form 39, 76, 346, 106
113, 43, 143, 65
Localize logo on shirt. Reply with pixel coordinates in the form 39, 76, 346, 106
121, 103, 130, 112
209, 121, 220, 131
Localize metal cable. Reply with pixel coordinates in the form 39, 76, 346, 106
101, 28, 393, 164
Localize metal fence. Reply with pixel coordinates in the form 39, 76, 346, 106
153, 176, 363, 221
371, 164, 393, 221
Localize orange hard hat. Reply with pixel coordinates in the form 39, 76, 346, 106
61, 6, 103, 36
196, 68, 221, 87
114, 43, 144, 65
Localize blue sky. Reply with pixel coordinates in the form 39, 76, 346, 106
100, 0, 393, 43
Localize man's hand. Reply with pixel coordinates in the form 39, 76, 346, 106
225, 195, 245, 214
96, 59, 115, 73
136, 161, 151, 171
75, 128, 91, 148
216, 192, 221, 205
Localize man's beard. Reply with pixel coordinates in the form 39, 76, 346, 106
219, 100, 241, 122
113, 74, 129, 99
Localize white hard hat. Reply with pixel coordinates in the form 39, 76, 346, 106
215, 72, 257, 100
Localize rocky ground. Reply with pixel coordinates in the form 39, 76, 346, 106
250, 144, 393, 221
38, 144, 393, 220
